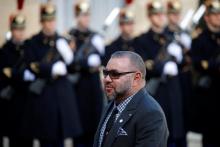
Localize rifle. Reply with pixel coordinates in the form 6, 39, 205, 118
103, 7, 120, 31
67, 31, 103, 84
73, 32, 99, 70
146, 33, 175, 95
28, 38, 61, 95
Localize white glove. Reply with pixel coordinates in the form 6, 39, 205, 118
88, 54, 101, 67
23, 69, 35, 81
167, 42, 183, 63
163, 61, 178, 76
91, 34, 105, 55
51, 61, 67, 77
56, 38, 74, 65
179, 32, 192, 50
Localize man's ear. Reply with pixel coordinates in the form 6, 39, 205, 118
133, 72, 142, 86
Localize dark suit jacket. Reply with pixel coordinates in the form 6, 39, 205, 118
93, 87, 169, 147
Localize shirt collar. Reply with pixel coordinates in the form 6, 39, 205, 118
113, 93, 135, 113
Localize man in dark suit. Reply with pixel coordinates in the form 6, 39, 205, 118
94, 51, 169, 147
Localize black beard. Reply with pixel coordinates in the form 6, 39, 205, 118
114, 90, 129, 104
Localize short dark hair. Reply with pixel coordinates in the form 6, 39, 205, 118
111, 51, 146, 79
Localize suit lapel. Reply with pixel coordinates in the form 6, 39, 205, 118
104, 109, 136, 147
104, 88, 147, 147
94, 101, 114, 147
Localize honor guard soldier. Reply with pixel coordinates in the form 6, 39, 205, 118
165, 0, 193, 142
21, 2, 82, 147
103, 9, 135, 66
0, 13, 33, 147
165, 0, 192, 61
191, 1, 220, 146
68, 1, 105, 147
165, 0, 192, 50
134, 1, 185, 147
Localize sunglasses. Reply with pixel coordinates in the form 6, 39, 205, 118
103, 69, 136, 79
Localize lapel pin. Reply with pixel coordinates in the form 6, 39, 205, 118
129, 113, 132, 116
119, 119, 123, 123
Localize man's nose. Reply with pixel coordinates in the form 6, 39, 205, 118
103, 75, 112, 82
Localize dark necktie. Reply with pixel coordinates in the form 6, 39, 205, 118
102, 107, 118, 145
